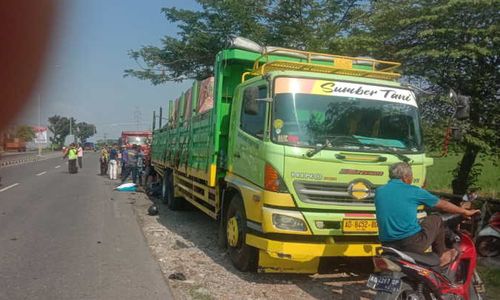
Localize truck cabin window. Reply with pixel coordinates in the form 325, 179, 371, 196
271, 93, 423, 152
127, 136, 148, 145
240, 86, 267, 139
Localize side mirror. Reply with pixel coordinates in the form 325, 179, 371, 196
449, 89, 470, 120
243, 87, 259, 115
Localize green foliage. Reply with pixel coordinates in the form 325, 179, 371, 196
48, 115, 76, 147
344, 0, 499, 194
124, 0, 365, 84
477, 265, 500, 298
75, 122, 96, 143
426, 154, 499, 197
15, 125, 35, 142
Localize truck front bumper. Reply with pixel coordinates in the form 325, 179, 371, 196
246, 233, 380, 273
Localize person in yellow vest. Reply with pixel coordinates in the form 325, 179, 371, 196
63, 143, 78, 174
100, 145, 109, 175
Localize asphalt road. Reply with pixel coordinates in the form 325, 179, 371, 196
0, 153, 173, 300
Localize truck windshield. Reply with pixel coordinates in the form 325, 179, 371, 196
271, 93, 423, 152
127, 136, 148, 145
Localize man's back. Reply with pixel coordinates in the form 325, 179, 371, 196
128, 150, 138, 167
109, 148, 117, 160
375, 179, 438, 242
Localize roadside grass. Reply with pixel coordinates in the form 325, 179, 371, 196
477, 265, 500, 298
426, 154, 499, 198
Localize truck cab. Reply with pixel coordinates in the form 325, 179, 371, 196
224, 69, 430, 272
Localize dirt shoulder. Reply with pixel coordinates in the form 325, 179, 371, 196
130, 191, 375, 300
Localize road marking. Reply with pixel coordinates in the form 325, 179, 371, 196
0, 183, 20, 192
55, 165, 61, 169
36, 171, 47, 176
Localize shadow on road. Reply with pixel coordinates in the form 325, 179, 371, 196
148, 194, 375, 299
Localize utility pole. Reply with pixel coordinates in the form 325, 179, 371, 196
38, 94, 42, 156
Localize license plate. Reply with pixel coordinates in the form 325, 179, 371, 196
366, 274, 401, 293
343, 219, 378, 233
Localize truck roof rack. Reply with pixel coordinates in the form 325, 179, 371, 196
241, 47, 401, 82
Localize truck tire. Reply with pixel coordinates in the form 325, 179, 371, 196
225, 194, 257, 272
161, 173, 170, 205
165, 170, 183, 210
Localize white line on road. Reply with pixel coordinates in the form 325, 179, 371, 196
0, 183, 20, 192
55, 165, 61, 169
36, 171, 47, 176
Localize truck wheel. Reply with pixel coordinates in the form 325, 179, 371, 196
225, 194, 257, 272
161, 173, 169, 205
165, 171, 183, 210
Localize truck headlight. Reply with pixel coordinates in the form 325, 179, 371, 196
272, 214, 307, 231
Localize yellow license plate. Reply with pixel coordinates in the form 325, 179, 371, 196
343, 219, 378, 233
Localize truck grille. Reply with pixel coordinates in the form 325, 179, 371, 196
293, 181, 376, 205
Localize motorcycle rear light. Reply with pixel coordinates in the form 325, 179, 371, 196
373, 257, 401, 272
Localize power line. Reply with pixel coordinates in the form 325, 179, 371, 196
133, 106, 142, 130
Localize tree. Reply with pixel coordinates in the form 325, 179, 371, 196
124, 0, 365, 83
125, 0, 270, 83
343, 0, 499, 194
75, 122, 96, 143
48, 115, 75, 148
15, 125, 35, 142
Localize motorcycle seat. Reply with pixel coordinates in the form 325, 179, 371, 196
382, 246, 440, 267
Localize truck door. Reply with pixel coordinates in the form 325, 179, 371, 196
228, 84, 268, 186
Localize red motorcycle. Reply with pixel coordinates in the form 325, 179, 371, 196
367, 214, 485, 300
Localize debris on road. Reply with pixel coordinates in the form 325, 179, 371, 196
148, 204, 159, 216
115, 183, 136, 192
168, 272, 187, 281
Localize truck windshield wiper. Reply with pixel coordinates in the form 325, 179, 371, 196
306, 139, 332, 158
305, 136, 363, 158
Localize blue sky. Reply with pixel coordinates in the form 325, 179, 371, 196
17, 0, 200, 140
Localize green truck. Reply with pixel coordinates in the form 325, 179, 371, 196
151, 38, 432, 273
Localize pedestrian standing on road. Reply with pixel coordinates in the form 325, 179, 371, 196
116, 148, 122, 176
108, 144, 118, 180
99, 145, 109, 175
63, 143, 78, 174
120, 146, 129, 181
77, 143, 84, 168
136, 147, 145, 186
121, 144, 138, 184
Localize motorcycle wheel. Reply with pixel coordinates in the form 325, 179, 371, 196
476, 236, 500, 257
375, 281, 422, 300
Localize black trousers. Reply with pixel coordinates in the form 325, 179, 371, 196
68, 159, 78, 174
382, 215, 446, 256
78, 157, 83, 168
100, 159, 108, 175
